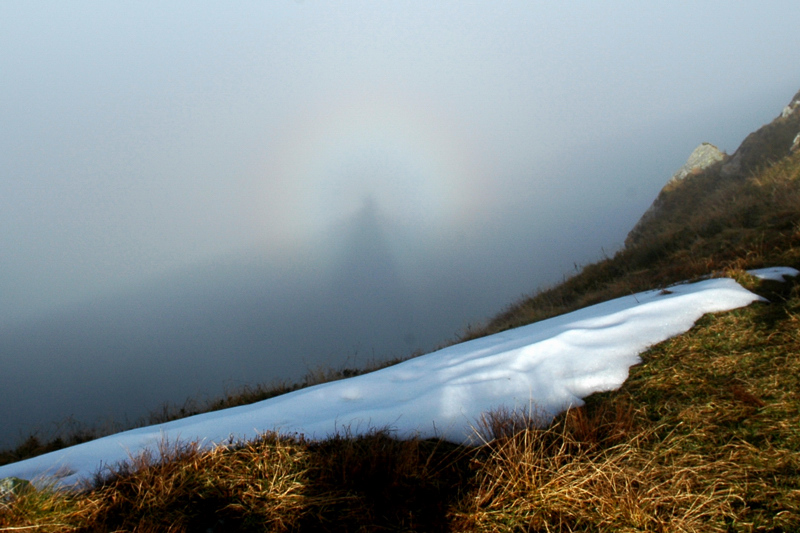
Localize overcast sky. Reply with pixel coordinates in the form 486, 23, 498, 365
2, 1, 799, 324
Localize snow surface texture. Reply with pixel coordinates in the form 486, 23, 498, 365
749, 266, 800, 282
2, 268, 797, 488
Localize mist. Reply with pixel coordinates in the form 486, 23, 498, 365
2, 1, 799, 448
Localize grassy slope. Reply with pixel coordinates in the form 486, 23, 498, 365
2, 133, 800, 530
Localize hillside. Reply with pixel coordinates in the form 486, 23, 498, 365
2, 89, 800, 531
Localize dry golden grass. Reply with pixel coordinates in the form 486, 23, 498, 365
1, 435, 315, 532
614, 278, 800, 531
457, 418, 742, 532
453, 271, 800, 532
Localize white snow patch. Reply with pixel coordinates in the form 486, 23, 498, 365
0, 276, 773, 488
748, 266, 799, 282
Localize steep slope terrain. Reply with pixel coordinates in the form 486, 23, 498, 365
473, 90, 800, 338
626, 88, 800, 249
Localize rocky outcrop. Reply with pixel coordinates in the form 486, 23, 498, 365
624, 143, 727, 246
626, 87, 800, 248
668, 143, 727, 184
787, 90, 800, 152
780, 90, 800, 118
720, 88, 800, 178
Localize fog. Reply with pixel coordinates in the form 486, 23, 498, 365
2, 2, 799, 448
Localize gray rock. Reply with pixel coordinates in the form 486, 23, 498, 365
792, 132, 800, 153
781, 99, 800, 118
782, 90, 800, 118
0, 476, 33, 502
625, 143, 728, 247
668, 143, 727, 184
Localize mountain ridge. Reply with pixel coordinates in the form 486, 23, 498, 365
626, 88, 800, 248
